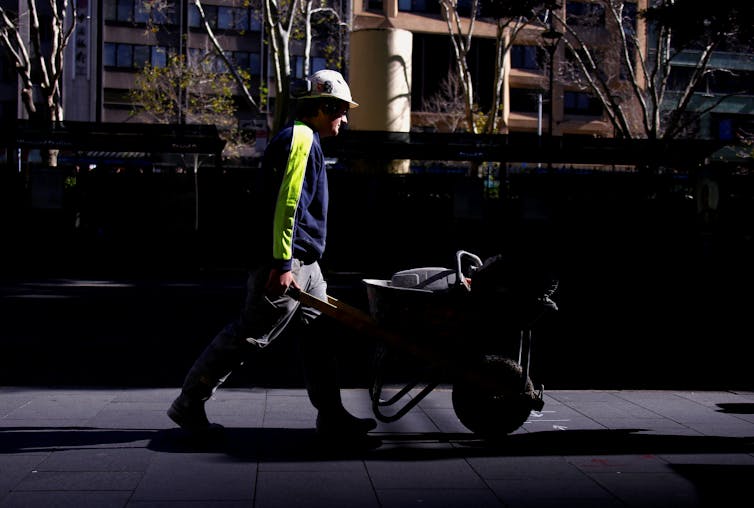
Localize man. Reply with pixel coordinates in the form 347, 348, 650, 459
167, 69, 376, 440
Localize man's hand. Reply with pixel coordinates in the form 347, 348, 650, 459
265, 268, 299, 298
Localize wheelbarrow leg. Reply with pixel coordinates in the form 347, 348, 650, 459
371, 376, 441, 423
518, 327, 544, 411
369, 342, 444, 423
518, 328, 532, 392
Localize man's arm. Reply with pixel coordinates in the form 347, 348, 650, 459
272, 121, 314, 271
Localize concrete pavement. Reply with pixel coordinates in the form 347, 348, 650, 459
1, 274, 753, 506
1, 386, 753, 507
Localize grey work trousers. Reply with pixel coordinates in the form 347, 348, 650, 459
181, 259, 343, 412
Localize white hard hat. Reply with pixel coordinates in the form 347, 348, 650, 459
305, 69, 359, 108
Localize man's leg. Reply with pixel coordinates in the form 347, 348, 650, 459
299, 318, 376, 437
168, 266, 296, 433
297, 262, 376, 437
168, 320, 252, 432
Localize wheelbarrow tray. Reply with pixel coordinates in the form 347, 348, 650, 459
362, 278, 478, 349
290, 285, 541, 439
288, 286, 457, 366
288, 250, 552, 439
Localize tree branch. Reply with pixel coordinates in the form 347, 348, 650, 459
193, 0, 259, 110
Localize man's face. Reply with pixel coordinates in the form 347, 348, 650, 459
313, 100, 350, 138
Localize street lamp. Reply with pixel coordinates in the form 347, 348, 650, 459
541, 27, 562, 143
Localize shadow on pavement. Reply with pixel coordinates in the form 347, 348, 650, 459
716, 403, 754, 414
144, 427, 754, 462
671, 463, 754, 507
0, 426, 159, 454
3, 424, 752, 466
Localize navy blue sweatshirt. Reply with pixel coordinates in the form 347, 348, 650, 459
262, 121, 328, 272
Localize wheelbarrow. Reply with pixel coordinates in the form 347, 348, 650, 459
290, 250, 558, 439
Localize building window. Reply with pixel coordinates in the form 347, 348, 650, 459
103, 88, 133, 108
707, 70, 754, 95
716, 118, 735, 141
711, 114, 754, 141
104, 43, 167, 69
189, 4, 260, 32
621, 1, 638, 38
666, 67, 693, 92
219, 6, 259, 31
398, 0, 441, 15
666, 67, 754, 96
231, 52, 261, 75
292, 57, 327, 79
566, 1, 605, 27
365, 0, 383, 12
509, 88, 542, 114
566, 47, 609, 82
412, 33, 494, 113
188, 49, 261, 75
510, 45, 543, 71
218, 7, 247, 31
564, 91, 602, 116
189, 3, 217, 28
104, 0, 175, 25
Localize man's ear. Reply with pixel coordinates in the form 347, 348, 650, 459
290, 78, 311, 98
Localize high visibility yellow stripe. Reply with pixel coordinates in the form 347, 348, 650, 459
273, 121, 313, 261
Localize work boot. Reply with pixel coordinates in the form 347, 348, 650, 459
315, 410, 377, 439
167, 392, 222, 434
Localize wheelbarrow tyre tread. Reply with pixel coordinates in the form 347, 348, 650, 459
452, 355, 535, 439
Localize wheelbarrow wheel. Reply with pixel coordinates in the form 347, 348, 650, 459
452, 355, 535, 439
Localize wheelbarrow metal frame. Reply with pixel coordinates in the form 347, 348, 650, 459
288, 250, 548, 428
288, 287, 455, 422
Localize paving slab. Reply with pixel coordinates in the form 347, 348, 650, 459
0, 387, 752, 508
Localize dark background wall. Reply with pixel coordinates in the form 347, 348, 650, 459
1, 164, 752, 391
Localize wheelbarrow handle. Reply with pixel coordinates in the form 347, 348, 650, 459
287, 286, 394, 340
286, 286, 431, 361
286, 286, 368, 323
456, 250, 483, 289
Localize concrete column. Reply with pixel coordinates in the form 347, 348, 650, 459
349, 27, 412, 132
348, 28, 413, 172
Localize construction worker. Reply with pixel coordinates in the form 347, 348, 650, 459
167, 70, 376, 441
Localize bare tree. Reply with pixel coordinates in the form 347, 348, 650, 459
264, 0, 347, 133
438, 0, 480, 133
552, 0, 754, 140
438, 0, 554, 134
481, 1, 555, 134
421, 71, 466, 132
300, 0, 346, 76
187, 0, 346, 135
191, 0, 260, 113
0, 0, 77, 165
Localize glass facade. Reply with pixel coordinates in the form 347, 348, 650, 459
104, 43, 167, 69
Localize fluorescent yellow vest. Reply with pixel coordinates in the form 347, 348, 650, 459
272, 121, 314, 262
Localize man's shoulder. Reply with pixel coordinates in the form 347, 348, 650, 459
269, 124, 295, 144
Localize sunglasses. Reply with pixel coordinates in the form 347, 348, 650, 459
323, 101, 349, 117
